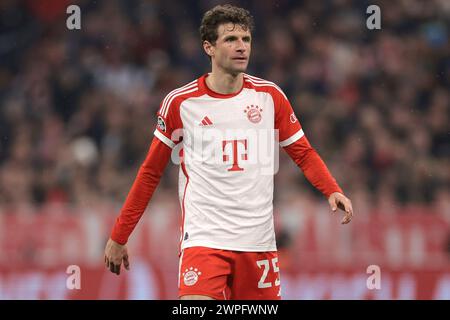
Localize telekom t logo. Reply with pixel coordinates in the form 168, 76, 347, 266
222, 139, 248, 171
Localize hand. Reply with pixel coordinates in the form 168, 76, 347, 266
328, 192, 353, 224
104, 238, 130, 275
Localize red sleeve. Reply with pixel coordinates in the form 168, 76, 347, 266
284, 135, 343, 198
110, 137, 172, 245
273, 88, 303, 146
154, 94, 183, 149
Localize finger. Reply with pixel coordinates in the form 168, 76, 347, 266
341, 214, 350, 224
342, 215, 350, 224
115, 263, 121, 275
105, 256, 111, 269
109, 261, 119, 274
110, 261, 121, 275
109, 261, 114, 273
341, 208, 353, 224
123, 255, 130, 270
331, 202, 337, 212
329, 198, 337, 212
343, 200, 353, 216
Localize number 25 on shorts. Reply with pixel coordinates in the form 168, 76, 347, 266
256, 258, 280, 288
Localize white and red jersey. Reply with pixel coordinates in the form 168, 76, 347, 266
153, 73, 303, 252
110, 73, 342, 249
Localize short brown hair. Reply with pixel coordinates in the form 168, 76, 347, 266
200, 4, 254, 45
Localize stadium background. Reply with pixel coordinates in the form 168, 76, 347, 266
0, 0, 448, 299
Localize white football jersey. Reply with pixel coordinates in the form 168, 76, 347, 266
154, 73, 303, 252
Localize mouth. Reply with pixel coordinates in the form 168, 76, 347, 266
232, 57, 248, 62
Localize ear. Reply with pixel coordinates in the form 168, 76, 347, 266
203, 40, 214, 58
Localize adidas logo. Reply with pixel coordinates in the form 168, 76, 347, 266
199, 116, 213, 126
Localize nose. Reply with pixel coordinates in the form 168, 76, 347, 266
236, 39, 246, 53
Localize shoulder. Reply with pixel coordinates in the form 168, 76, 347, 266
243, 73, 288, 101
159, 79, 201, 117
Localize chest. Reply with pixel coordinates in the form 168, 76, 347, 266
180, 91, 275, 132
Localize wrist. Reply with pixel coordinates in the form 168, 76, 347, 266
110, 233, 127, 246
328, 189, 344, 199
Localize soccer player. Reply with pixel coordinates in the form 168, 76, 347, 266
104, 4, 353, 300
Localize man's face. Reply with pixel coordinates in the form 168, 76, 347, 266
205, 23, 252, 75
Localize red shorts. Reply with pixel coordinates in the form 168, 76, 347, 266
178, 246, 281, 300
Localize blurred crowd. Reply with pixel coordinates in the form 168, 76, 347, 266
0, 0, 448, 214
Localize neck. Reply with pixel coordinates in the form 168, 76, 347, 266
206, 68, 243, 95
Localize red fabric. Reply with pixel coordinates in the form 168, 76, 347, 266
111, 137, 172, 245
272, 92, 302, 143
155, 80, 202, 144
284, 136, 343, 198
179, 246, 281, 300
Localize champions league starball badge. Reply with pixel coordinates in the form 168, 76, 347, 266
157, 116, 166, 132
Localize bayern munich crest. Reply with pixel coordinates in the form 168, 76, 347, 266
182, 267, 202, 286
244, 105, 263, 123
